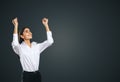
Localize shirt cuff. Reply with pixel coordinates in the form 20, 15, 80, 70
13, 34, 19, 41
47, 31, 52, 36
13, 34, 18, 37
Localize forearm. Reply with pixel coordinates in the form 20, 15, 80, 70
44, 24, 50, 32
42, 18, 51, 32
14, 26, 18, 34
12, 17, 18, 34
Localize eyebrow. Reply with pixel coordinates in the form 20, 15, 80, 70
24, 29, 30, 31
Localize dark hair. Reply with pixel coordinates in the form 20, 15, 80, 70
19, 27, 31, 43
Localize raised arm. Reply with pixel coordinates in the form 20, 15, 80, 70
11, 17, 20, 55
38, 18, 54, 53
42, 18, 54, 44
12, 17, 18, 34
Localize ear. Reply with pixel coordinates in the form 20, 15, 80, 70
20, 35, 24, 39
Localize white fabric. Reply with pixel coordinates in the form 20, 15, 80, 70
12, 31, 54, 72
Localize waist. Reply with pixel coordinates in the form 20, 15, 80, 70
23, 70, 40, 74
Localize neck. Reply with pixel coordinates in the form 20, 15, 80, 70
24, 40, 31, 47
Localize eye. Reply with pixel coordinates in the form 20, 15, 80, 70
25, 30, 29, 32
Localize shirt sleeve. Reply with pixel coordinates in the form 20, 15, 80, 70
11, 34, 20, 55
38, 31, 54, 53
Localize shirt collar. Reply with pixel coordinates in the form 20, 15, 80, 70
21, 41, 32, 48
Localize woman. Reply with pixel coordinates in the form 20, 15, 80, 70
11, 17, 54, 82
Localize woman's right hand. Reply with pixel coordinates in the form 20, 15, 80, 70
12, 17, 18, 27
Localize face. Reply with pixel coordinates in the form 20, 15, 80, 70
20, 28, 32, 40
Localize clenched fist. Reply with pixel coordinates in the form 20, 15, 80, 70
12, 17, 18, 27
42, 18, 48, 26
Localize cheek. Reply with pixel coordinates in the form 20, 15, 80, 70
23, 33, 32, 39
22, 33, 28, 39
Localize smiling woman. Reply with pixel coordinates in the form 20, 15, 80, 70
11, 17, 54, 82
19, 27, 32, 44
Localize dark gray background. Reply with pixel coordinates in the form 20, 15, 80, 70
0, 0, 120, 82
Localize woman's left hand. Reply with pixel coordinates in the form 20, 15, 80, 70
42, 18, 48, 26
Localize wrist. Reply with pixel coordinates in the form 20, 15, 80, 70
15, 26, 18, 28
44, 24, 48, 27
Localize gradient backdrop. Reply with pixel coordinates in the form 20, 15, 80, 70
0, 0, 120, 82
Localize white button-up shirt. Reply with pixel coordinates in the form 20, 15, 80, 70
12, 31, 54, 72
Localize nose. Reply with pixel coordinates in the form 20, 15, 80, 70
29, 31, 32, 34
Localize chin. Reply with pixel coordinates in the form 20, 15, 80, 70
26, 37, 32, 40
29, 37, 32, 39
28, 36, 32, 39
